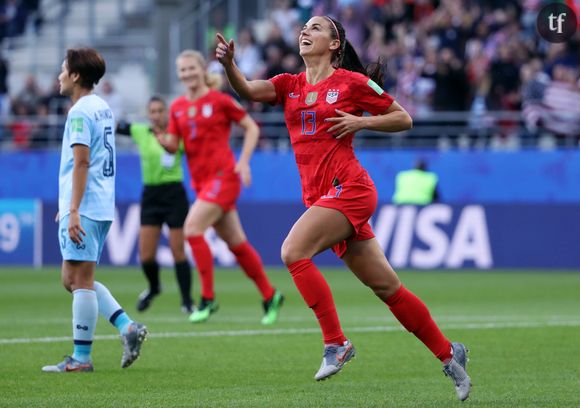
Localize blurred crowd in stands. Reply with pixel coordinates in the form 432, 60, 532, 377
1, 0, 42, 46
1, 0, 579, 149
207, 0, 580, 140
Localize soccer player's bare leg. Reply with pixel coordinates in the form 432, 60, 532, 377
168, 227, 193, 313
342, 238, 471, 400
62, 260, 95, 291
67, 261, 97, 363
43, 261, 98, 372
282, 206, 355, 381
282, 206, 356, 380
136, 225, 162, 311
139, 226, 162, 263
282, 206, 353, 343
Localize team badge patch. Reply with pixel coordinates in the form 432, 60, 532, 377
188, 106, 197, 117
202, 104, 213, 117
71, 117, 83, 132
305, 92, 318, 105
326, 89, 339, 104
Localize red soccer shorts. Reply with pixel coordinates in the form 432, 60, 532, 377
195, 172, 241, 212
313, 178, 378, 258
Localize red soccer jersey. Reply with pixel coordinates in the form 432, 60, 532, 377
270, 68, 394, 206
168, 89, 246, 187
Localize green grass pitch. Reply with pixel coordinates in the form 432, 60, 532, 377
0, 267, 579, 407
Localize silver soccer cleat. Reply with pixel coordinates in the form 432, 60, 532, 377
121, 322, 148, 368
443, 342, 471, 401
314, 340, 356, 381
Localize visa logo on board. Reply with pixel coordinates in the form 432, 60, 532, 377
371, 205, 493, 269
104, 203, 493, 269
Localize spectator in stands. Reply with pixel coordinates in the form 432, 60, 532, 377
393, 159, 439, 205
337, 4, 365, 51
487, 43, 521, 110
13, 74, 42, 115
42, 78, 70, 115
269, 0, 300, 45
1, 0, 28, 44
538, 65, 580, 138
261, 24, 291, 60
0, 50, 9, 119
99, 80, 124, 121
281, 51, 302, 74
430, 48, 468, 111
521, 58, 550, 137
206, 8, 235, 52
262, 44, 285, 79
235, 28, 263, 80
24, 0, 43, 34
30, 102, 50, 147
9, 100, 32, 148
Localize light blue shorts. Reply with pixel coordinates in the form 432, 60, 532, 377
59, 214, 111, 262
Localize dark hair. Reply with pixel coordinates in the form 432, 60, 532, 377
148, 95, 166, 106
65, 48, 106, 89
415, 159, 428, 171
325, 16, 384, 87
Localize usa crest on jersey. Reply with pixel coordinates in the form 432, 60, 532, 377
326, 89, 339, 104
202, 104, 213, 117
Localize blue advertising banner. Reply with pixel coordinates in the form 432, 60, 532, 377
0, 199, 41, 266
3, 150, 580, 203
38, 202, 580, 269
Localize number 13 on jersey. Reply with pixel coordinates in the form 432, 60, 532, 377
301, 111, 316, 135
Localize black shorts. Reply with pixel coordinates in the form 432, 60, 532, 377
141, 182, 189, 228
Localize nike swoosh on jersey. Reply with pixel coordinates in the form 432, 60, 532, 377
288, 93, 300, 98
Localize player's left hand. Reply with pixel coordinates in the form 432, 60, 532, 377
235, 161, 252, 187
325, 109, 363, 139
68, 211, 86, 245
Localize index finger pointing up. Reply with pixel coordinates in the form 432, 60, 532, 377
216, 33, 228, 46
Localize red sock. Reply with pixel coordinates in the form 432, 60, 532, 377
230, 241, 275, 300
288, 259, 346, 345
187, 235, 214, 299
385, 285, 452, 362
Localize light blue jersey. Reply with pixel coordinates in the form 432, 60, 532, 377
59, 94, 116, 221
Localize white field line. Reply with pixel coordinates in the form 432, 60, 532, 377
1, 319, 580, 345
1, 314, 578, 325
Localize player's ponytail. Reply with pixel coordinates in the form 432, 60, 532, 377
176, 49, 223, 90
324, 16, 384, 88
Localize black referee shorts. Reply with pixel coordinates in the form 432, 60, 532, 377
141, 182, 189, 229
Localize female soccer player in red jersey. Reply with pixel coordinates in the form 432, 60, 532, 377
216, 16, 471, 400
157, 50, 284, 325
